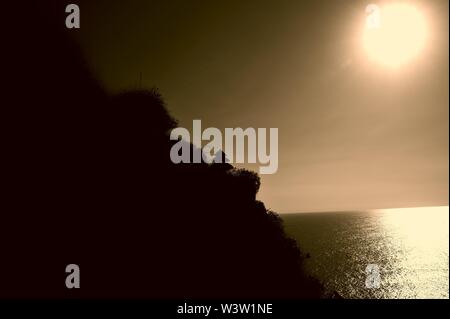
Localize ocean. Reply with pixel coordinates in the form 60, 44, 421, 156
281, 206, 449, 299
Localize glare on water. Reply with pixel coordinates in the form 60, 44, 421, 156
373, 206, 449, 298
282, 206, 449, 299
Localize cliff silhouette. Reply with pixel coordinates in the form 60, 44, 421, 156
2, 1, 324, 298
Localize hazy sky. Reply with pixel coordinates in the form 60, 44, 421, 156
76, 0, 449, 213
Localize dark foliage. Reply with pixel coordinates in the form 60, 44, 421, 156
1, 1, 324, 298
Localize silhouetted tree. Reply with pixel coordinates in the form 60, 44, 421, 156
228, 168, 261, 201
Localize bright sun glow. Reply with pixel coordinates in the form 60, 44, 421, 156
363, 3, 427, 68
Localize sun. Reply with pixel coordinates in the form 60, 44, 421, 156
363, 3, 427, 68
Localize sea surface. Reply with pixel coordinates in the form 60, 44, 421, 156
282, 206, 449, 299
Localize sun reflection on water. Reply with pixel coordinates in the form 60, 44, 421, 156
373, 206, 449, 298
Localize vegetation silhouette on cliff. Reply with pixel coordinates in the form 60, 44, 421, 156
2, 1, 324, 298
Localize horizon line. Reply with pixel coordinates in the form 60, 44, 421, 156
277, 205, 449, 215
